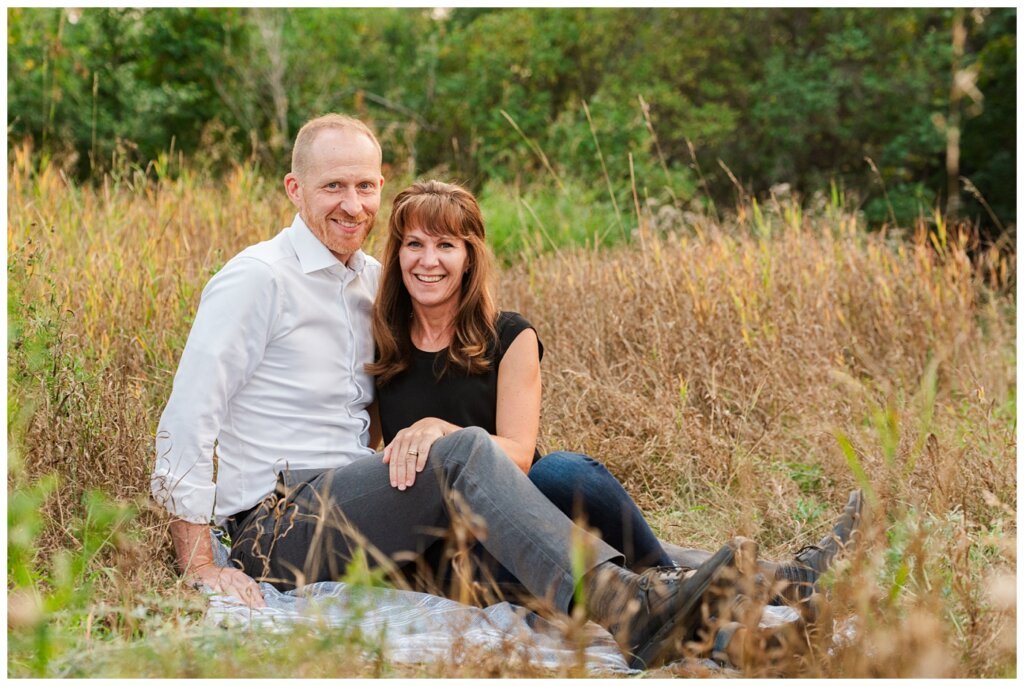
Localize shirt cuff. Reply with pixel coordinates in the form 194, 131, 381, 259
150, 470, 216, 524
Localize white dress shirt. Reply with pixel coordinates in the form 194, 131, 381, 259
152, 215, 379, 525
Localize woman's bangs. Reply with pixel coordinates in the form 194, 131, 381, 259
401, 196, 468, 239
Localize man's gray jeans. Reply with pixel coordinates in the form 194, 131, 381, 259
227, 427, 622, 613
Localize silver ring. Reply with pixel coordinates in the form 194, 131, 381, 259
407, 449, 419, 456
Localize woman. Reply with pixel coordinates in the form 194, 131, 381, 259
367, 180, 860, 605
368, 180, 673, 583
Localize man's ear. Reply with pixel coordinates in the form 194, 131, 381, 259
284, 173, 302, 206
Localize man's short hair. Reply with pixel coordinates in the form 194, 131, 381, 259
291, 114, 383, 178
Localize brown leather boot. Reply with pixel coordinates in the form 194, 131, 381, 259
773, 489, 863, 604
584, 538, 747, 670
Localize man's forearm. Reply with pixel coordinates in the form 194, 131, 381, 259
168, 518, 216, 576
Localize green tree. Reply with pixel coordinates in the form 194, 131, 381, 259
6, 8, 1015, 236
958, 8, 1016, 237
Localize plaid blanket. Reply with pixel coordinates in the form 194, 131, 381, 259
203, 532, 799, 674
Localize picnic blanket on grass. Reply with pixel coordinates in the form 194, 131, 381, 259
203, 532, 800, 674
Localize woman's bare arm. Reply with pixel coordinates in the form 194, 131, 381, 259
493, 328, 542, 473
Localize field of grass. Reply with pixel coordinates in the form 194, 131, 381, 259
7, 148, 1016, 677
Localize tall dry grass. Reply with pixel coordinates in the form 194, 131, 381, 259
7, 148, 1016, 677
503, 206, 1015, 676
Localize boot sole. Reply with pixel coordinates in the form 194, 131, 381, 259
629, 542, 738, 670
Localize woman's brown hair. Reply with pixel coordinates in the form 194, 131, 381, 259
368, 180, 498, 385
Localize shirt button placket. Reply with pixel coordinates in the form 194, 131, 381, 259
339, 271, 356, 408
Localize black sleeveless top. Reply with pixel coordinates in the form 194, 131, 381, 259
377, 311, 544, 462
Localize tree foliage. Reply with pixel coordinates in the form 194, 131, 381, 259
7, 7, 1016, 236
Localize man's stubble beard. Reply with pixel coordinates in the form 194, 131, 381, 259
306, 209, 377, 262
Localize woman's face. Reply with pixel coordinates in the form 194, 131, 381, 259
398, 226, 469, 313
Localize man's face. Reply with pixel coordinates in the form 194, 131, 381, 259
284, 128, 384, 264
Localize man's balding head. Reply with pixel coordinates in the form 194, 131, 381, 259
291, 114, 383, 180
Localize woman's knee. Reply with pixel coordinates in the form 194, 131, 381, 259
530, 451, 599, 485
527, 451, 595, 503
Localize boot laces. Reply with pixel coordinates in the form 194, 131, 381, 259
638, 565, 692, 592
778, 549, 819, 585
793, 544, 823, 565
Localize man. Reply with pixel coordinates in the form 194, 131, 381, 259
151, 113, 748, 670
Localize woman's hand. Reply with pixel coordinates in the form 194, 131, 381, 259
383, 417, 456, 490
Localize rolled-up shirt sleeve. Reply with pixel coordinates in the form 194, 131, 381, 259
151, 256, 279, 523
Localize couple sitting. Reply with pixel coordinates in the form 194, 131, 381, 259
152, 114, 861, 670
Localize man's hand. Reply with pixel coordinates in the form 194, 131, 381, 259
383, 417, 456, 490
189, 563, 266, 608
168, 518, 265, 608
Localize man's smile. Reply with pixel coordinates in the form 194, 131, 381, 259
330, 217, 365, 232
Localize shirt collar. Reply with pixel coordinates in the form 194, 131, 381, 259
288, 214, 367, 275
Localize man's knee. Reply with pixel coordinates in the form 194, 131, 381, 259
429, 426, 495, 469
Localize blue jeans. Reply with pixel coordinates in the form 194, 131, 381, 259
528, 451, 673, 571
